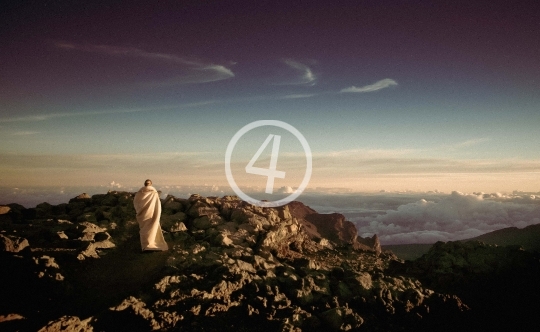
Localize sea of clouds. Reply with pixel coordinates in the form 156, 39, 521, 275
298, 191, 540, 245
2, 186, 539, 245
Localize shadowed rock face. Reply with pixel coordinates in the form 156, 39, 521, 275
287, 202, 381, 254
389, 240, 540, 331
2, 191, 536, 331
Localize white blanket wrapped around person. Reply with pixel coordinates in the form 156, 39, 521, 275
133, 180, 168, 251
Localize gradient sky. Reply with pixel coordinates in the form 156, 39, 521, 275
1, 0, 539, 195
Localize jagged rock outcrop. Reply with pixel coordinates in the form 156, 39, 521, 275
3, 192, 534, 331
288, 202, 381, 254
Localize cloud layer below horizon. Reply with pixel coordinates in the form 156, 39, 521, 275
346, 191, 540, 244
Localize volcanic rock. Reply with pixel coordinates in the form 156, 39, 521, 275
391, 240, 540, 331
69, 193, 91, 203
1, 192, 537, 331
0, 234, 29, 252
37, 315, 94, 332
0, 206, 11, 215
288, 202, 381, 254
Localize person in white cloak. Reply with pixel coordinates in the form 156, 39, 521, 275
133, 179, 168, 251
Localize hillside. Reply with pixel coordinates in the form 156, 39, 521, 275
381, 244, 434, 261
384, 223, 540, 261
467, 224, 540, 252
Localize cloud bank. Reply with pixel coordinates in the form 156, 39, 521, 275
350, 191, 540, 244
276, 186, 296, 194
340, 78, 398, 93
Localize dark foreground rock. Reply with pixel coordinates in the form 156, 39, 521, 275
0, 192, 537, 331
389, 240, 540, 331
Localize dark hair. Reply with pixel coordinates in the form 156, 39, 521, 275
144, 179, 152, 186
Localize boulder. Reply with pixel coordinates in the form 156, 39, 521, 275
51, 203, 67, 216
33, 255, 64, 281
357, 234, 382, 254
162, 196, 186, 214
35, 202, 53, 218
91, 194, 107, 205
305, 213, 357, 244
187, 200, 219, 218
278, 205, 292, 220
320, 307, 363, 331
94, 296, 160, 331
0, 313, 25, 323
6, 203, 25, 223
161, 212, 187, 232
214, 233, 234, 246
287, 201, 318, 219
66, 222, 106, 240
100, 194, 118, 207
0, 234, 29, 252
77, 212, 97, 223
192, 215, 223, 230
0, 206, 11, 215
69, 193, 91, 203
38, 315, 94, 332
117, 193, 134, 206
170, 222, 187, 233
77, 243, 100, 260
0, 206, 13, 223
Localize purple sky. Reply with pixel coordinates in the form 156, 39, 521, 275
1, 0, 539, 193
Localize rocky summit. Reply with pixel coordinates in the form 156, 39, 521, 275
0, 192, 538, 331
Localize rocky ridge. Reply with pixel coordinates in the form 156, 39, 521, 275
1, 191, 536, 331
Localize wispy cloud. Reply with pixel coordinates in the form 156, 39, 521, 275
340, 78, 398, 93
0, 90, 332, 123
314, 138, 490, 161
55, 42, 234, 84
278, 93, 316, 100
314, 149, 540, 174
0, 113, 72, 123
447, 138, 491, 150
279, 59, 316, 85
319, 148, 420, 159
12, 131, 40, 136
0, 112, 76, 123
0, 101, 217, 123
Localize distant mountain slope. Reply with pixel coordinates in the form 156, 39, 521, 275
384, 223, 540, 260
382, 244, 434, 261
467, 223, 540, 252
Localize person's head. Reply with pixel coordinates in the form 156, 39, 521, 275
144, 179, 152, 187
